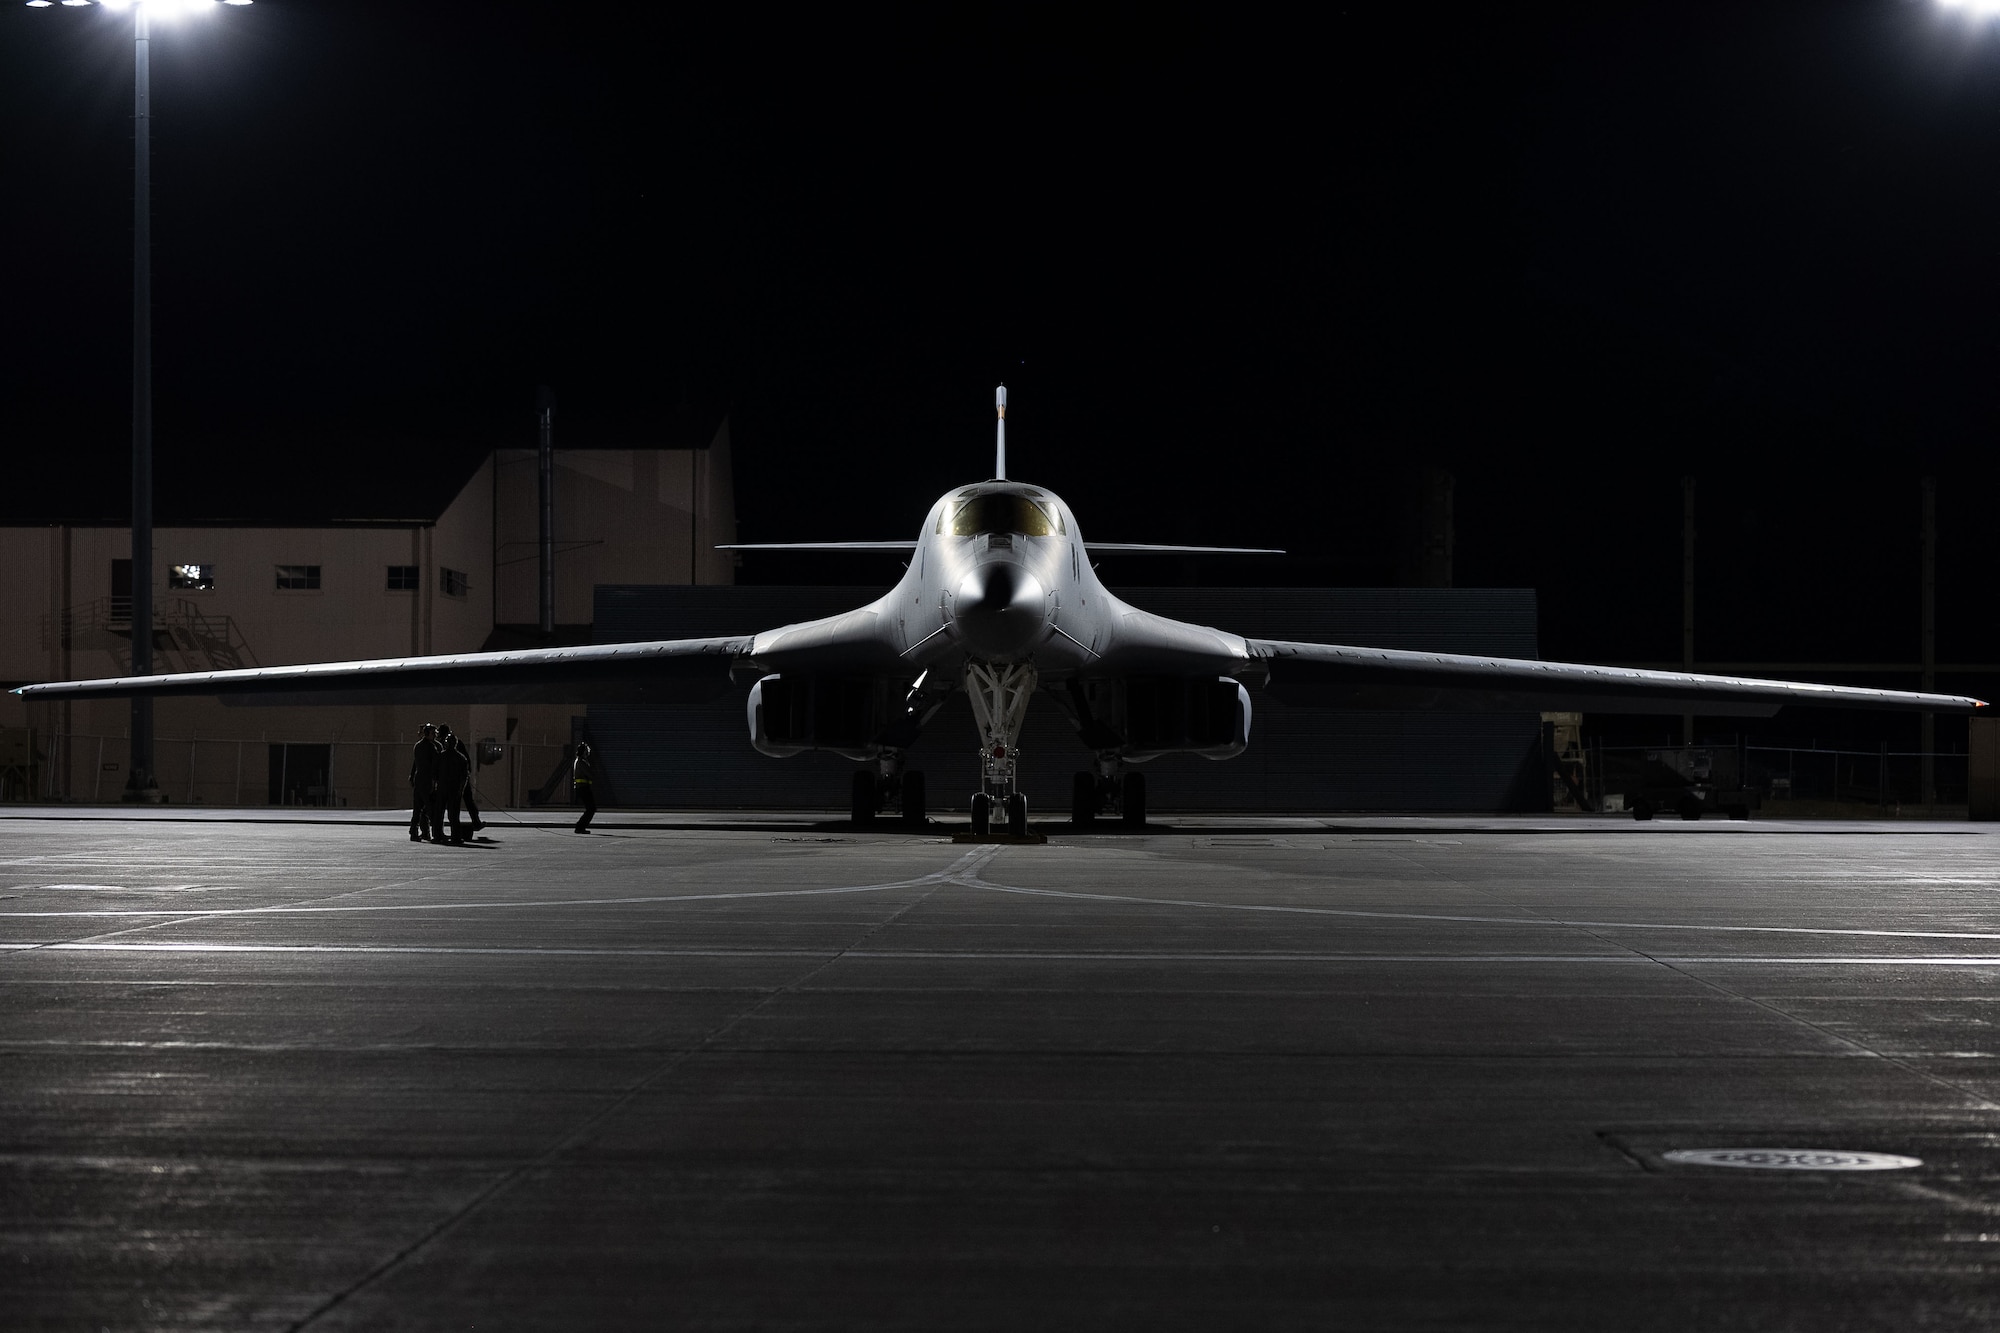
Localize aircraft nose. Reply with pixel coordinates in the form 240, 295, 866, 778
953, 563, 1046, 657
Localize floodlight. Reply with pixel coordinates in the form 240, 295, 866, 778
25, 0, 257, 7
1937, 0, 2000, 15
26, 0, 252, 800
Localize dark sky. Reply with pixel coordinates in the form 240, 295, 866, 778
7, 1, 2000, 710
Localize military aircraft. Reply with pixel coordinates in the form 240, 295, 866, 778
15, 386, 1985, 833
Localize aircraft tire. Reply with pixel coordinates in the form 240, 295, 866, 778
1631, 799, 1653, 821
1071, 772, 1096, 827
850, 771, 876, 828
902, 771, 926, 828
1006, 792, 1028, 838
970, 792, 991, 837
1678, 797, 1703, 821
1121, 772, 1147, 828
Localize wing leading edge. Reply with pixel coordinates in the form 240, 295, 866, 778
716, 542, 1285, 554
9, 636, 753, 707
1247, 639, 1987, 716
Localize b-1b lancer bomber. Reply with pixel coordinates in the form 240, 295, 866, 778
16, 388, 1986, 832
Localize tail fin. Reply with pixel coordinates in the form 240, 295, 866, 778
994, 384, 1007, 480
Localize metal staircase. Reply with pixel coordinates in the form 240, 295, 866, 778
42, 597, 260, 675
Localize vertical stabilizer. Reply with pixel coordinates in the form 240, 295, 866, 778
995, 384, 1007, 480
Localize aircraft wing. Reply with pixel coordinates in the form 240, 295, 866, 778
1085, 543, 1285, 555
715, 542, 1285, 555
9, 636, 754, 707
1246, 639, 1987, 716
716, 542, 918, 553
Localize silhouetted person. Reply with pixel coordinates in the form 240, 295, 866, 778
450, 731, 484, 833
408, 723, 441, 842
435, 724, 470, 845
458, 736, 486, 832
573, 740, 597, 834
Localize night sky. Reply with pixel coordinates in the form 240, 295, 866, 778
7, 1, 2000, 741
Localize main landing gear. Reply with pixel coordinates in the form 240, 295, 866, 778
850, 752, 926, 829
1069, 762, 1146, 829
966, 660, 1035, 837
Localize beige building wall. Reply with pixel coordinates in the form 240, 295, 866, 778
1, 431, 732, 808
494, 416, 737, 624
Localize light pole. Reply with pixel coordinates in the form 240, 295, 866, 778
26, 0, 253, 801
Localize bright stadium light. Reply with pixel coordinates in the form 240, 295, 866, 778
1937, 0, 2000, 16
31, 1, 255, 9
26, 0, 253, 801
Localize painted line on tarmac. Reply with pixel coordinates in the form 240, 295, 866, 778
7, 941, 2000, 966
0, 846, 1003, 921
957, 880, 2000, 942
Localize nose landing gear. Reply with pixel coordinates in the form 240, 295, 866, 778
965, 660, 1037, 838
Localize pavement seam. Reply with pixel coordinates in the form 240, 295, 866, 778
1626, 952, 2000, 1115
1383, 847, 2000, 1117
932, 878, 2000, 944
283, 843, 994, 1333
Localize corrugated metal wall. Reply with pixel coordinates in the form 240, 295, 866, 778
589, 586, 1544, 812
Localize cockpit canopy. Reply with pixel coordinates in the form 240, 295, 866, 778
939, 486, 1066, 538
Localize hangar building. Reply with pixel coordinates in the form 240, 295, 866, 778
0, 415, 736, 806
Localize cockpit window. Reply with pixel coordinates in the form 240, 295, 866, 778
945, 494, 1064, 537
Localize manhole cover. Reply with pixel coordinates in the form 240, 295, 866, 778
1662, 1148, 1921, 1171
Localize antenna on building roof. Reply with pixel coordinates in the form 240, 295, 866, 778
994, 385, 1007, 481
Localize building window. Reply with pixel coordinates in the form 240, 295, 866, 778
440, 567, 469, 598
386, 565, 419, 591
275, 564, 321, 591
169, 563, 214, 591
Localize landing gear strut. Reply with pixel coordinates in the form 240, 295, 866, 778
850, 750, 926, 829
965, 660, 1036, 836
1071, 755, 1146, 829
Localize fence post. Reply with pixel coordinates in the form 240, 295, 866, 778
1973, 718, 2000, 821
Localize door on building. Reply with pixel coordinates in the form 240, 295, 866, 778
111, 559, 132, 621
268, 744, 332, 806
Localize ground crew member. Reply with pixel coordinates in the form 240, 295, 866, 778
449, 730, 484, 833
572, 740, 597, 834
408, 723, 441, 842
434, 725, 470, 845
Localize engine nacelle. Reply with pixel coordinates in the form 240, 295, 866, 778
748, 674, 903, 761
1062, 675, 1253, 762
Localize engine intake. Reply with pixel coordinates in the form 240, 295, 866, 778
1061, 675, 1252, 762
748, 674, 913, 760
